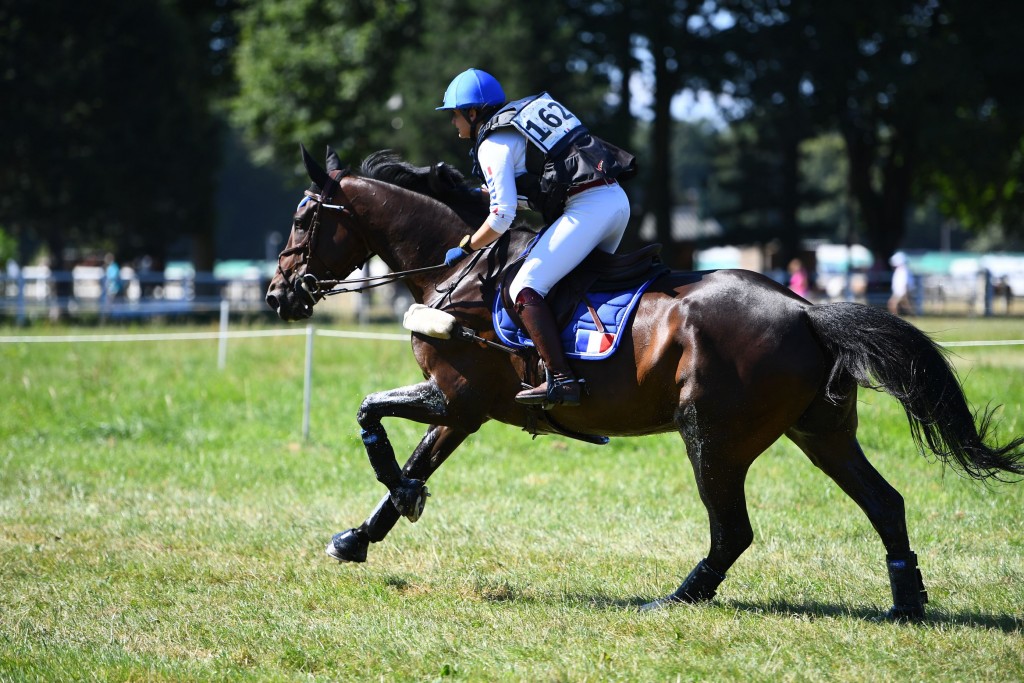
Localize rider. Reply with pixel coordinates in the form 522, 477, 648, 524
438, 68, 636, 407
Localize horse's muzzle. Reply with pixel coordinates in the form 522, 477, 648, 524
266, 284, 313, 321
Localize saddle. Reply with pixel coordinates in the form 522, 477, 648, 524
499, 243, 668, 333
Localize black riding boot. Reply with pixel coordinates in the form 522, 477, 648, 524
885, 551, 928, 621
513, 288, 581, 408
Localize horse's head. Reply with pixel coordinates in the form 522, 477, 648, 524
266, 145, 372, 321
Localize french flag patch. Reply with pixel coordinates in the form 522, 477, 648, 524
576, 329, 616, 357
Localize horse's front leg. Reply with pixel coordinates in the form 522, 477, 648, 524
328, 379, 471, 563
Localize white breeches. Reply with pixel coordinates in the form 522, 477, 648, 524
509, 182, 631, 300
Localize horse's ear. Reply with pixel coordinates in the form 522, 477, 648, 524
429, 161, 465, 194
428, 162, 445, 194
325, 145, 342, 173
300, 143, 329, 189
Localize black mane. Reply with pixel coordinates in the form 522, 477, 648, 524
355, 150, 487, 223
356, 149, 542, 237
359, 150, 464, 189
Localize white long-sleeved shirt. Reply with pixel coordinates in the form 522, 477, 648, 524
476, 129, 530, 233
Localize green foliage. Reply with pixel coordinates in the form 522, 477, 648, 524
4, 0, 1024, 273
0, 226, 17, 263
389, 0, 610, 172
0, 0, 222, 266
718, 0, 1024, 258
0, 319, 1022, 680
231, 0, 417, 168
231, 0, 615, 176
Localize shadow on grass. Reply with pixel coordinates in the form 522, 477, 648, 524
558, 591, 1023, 632
375, 574, 1022, 633
644, 597, 1024, 633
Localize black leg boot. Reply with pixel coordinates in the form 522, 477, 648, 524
513, 287, 581, 408
885, 551, 928, 621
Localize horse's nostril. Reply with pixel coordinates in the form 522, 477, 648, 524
266, 293, 280, 311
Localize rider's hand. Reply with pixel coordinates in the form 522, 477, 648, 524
444, 235, 474, 267
444, 246, 468, 267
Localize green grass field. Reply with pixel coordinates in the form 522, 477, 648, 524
1, 316, 1022, 682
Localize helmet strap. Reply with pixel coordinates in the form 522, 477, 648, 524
464, 106, 499, 141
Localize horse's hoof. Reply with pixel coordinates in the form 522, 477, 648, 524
326, 529, 368, 563
881, 605, 926, 623
639, 596, 679, 612
390, 479, 430, 523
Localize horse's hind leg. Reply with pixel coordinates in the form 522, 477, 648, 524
643, 405, 762, 610
786, 401, 928, 620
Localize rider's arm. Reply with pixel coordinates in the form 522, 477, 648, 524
463, 131, 524, 251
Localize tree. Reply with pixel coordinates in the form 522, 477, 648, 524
231, 0, 620, 196
390, 0, 610, 173
921, 0, 1024, 235
0, 0, 221, 269
709, 1, 825, 261
802, 0, 1024, 260
709, 0, 1024, 265
231, 0, 417, 170
562, 1, 729, 261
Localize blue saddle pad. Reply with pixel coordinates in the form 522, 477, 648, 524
492, 277, 658, 361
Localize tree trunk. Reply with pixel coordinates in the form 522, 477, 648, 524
842, 124, 912, 266
648, 30, 679, 264
778, 130, 801, 264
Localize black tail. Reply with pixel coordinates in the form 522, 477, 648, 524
805, 302, 1024, 482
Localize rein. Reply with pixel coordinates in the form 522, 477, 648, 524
315, 262, 452, 297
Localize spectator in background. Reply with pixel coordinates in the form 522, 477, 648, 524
787, 258, 810, 299
104, 253, 122, 300
888, 251, 915, 316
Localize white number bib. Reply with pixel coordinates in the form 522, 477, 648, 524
510, 93, 583, 153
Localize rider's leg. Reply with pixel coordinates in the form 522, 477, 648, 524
509, 184, 630, 408
511, 183, 630, 299
513, 287, 581, 407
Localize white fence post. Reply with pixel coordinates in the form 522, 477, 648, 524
217, 300, 230, 370
302, 324, 315, 441
16, 272, 26, 327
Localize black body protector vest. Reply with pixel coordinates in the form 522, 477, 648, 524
473, 92, 637, 224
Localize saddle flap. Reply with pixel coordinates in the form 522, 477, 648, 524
493, 270, 664, 362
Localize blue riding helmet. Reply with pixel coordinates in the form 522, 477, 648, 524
436, 68, 506, 110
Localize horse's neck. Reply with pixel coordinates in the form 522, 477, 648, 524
353, 179, 466, 270
349, 178, 473, 304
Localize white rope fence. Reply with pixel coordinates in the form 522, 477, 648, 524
1, 303, 1021, 440
0, 302, 410, 441
938, 340, 1024, 347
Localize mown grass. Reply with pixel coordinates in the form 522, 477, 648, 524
1, 316, 1022, 682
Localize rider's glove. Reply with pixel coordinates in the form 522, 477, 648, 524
444, 235, 474, 267
444, 247, 467, 267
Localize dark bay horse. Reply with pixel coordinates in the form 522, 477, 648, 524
266, 145, 1024, 619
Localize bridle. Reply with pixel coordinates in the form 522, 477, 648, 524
274, 165, 520, 356
274, 169, 350, 307
276, 170, 453, 307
